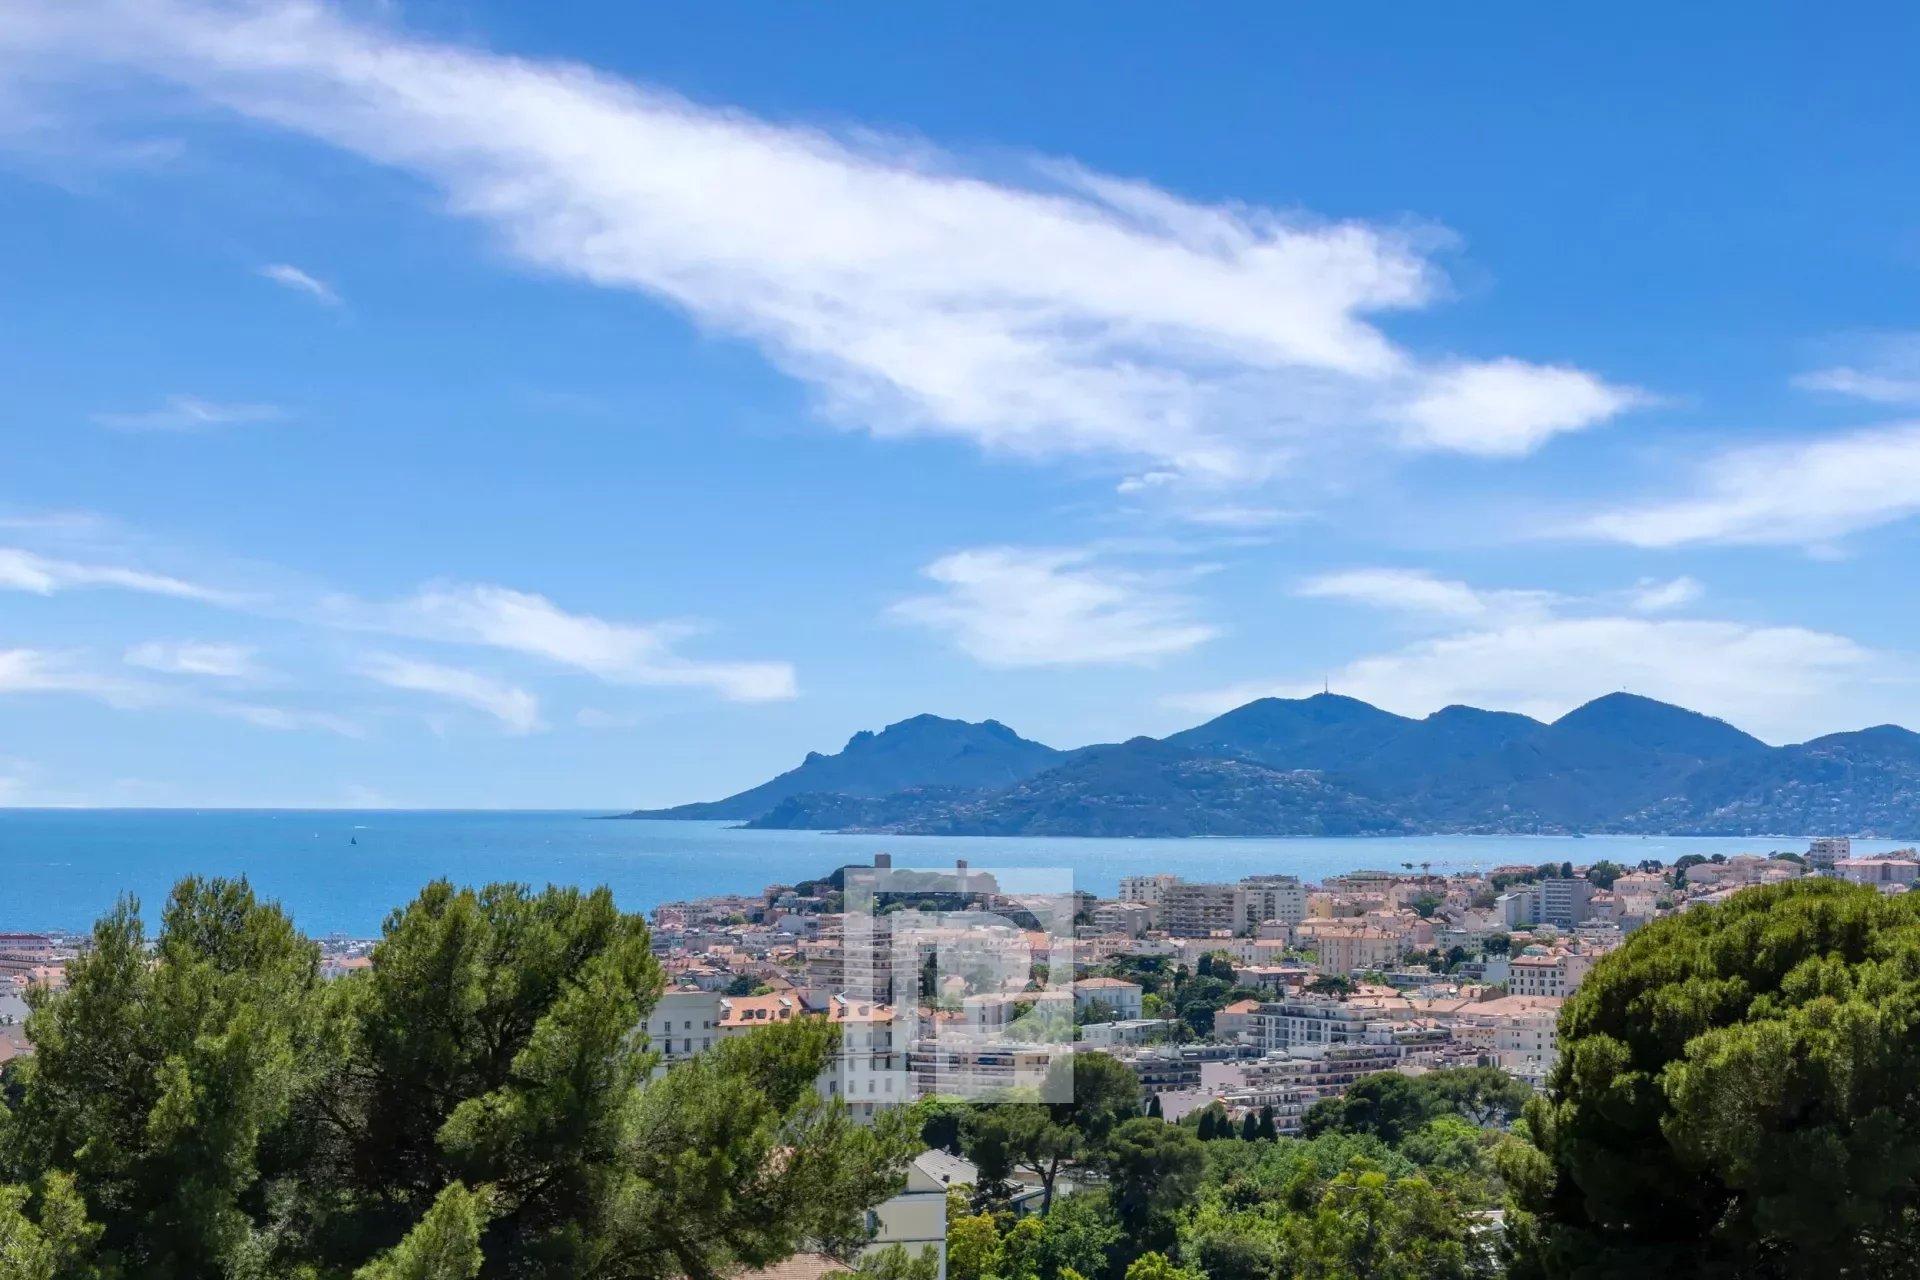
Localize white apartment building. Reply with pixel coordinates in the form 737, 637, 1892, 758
1240, 875, 1308, 928
1809, 836, 1851, 872
1246, 993, 1377, 1051
907, 1042, 1063, 1097
1118, 875, 1178, 925
1835, 856, 1920, 887
819, 994, 904, 1122
865, 1151, 958, 1280
646, 988, 722, 1073
1507, 949, 1594, 998
1090, 900, 1153, 937
718, 991, 905, 1121
1161, 882, 1248, 937
1498, 878, 1595, 930
1071, 976, 1145, 1020
1455, 995, 1563, 1078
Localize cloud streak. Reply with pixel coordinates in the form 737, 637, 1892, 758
0, 545, 234, 602
124, 640, 260, 678
11, 0, 1637, 482
1577, 422, 1920, 548
383, 583, 797, 702
259, 260, 340, 304
90, 394, 282, 432
358, 654, 542, 733
890, 546, 1217, 667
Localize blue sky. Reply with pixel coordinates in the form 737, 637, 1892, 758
4, 0, 1920, 807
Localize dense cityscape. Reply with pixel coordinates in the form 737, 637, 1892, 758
1, 835, 1901, 1276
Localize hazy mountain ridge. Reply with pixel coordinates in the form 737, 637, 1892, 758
623, 713, 1062, 820
621, 693, 1920, 837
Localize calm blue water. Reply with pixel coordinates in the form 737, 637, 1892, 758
0, 810, 1901, 936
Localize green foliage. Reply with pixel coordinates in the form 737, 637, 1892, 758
853, 1245, 940, 1280
946, 1213, 1000, 1280
3, 877, 921, 1280
1030, 1191, 1122, 1280
1106, 1118, 1205, 1247
1121, 1251, 1200, 1280
1170, 976, 1232, 1038
1302, 1068, 1533, 1147
1583, 860, 1624, 890
1526, 879, 1920, 1277
353, 1183, 492, 1280
8, 878, 321, 1277
0, 1172, 104, 1280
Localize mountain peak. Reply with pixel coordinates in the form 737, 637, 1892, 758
1553, 692, 1766, 758
625, 713, 1060, 819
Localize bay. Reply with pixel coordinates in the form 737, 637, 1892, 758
0, 809, 1901, 936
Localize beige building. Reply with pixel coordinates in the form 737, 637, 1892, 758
1294, 919, 1408, 975
1162, 882, 1248, 937
1455, 994, 1564, 1079
1212, 998, 1260, 1042
1507, 949, 1594, 999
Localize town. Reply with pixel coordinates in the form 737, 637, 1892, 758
623, 834, 1885, 1130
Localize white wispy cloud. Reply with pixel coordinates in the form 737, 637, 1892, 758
1629, 576, 1702, 613
124, 639, 260, 678
1169, 617, 1883, 743
1399, 359, 1643, 457
0, 647, 156, 707
2, 646, 360, 734
890, 546, 1218, 667
90, 394, 282, 432
258, 261, 339, 305
358, 654, 542, 733
9, 0, 1636, 482
1170, 571, 1897, 742
384, 583, 798, 702
1296, 568, 1558, 623
0, 545, 233, 602
1794, 333, 1920, 405
1577, 421, 1920, 547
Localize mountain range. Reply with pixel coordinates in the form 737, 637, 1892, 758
618, 693, 1920, 838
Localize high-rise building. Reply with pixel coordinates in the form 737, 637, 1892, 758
1240, 875, 1307, 928
1161, 882, 1248, 937
1808, 837, 1851, 873
1118, 874, 1179, 928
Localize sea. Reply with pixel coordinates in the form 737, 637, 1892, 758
0, 809, 1907, 937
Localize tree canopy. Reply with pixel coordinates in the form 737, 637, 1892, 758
1523, 878, 1920, 1278
0, 877, 919, 1280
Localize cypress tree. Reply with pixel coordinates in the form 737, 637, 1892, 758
1146, 1094, 1163, 1120
1197, 1109, 1217, 1141
1239, 1112, 1258, 1141
1257, 1104, 1278, 1141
